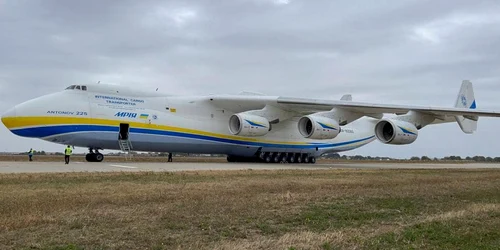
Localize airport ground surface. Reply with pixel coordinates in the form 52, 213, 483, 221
1, 156, 500, 249
1, 154, 500, 173
1, 167, 499, 249
0, 160, 500, 173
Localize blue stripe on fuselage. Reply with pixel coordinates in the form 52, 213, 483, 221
11, 125, 119, 138
11, 125, 374, 149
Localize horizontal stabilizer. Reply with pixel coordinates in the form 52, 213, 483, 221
341, 94, 352, 101
238, 91, 265, 96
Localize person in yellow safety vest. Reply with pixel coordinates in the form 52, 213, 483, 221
64, 145, 73, 164
28, 148, 33, 162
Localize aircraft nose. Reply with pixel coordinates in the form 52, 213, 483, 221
1, 107, 17, 127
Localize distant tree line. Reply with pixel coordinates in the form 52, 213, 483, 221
322, 153, 392, 161
19, 150, 46, 155
10, 151, 500, 162
323, 153, 500, 162
409, 155, 500, 162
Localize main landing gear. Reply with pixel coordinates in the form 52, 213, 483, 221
86, 148, 104, 162
227, 152, 316, 164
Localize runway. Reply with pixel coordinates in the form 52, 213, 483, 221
0, 161, 499, 173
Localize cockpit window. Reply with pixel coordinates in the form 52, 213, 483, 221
65, 85, 88, 91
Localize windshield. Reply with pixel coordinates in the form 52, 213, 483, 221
65, 85, 87, 91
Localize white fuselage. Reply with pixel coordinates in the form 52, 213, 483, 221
1, 86, 377, 157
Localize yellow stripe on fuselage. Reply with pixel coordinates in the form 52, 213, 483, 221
2, 116, 314, 145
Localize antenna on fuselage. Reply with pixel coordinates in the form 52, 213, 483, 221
156, 88, 158, 91
97, 81, 100, 84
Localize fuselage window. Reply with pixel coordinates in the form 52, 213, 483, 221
76, 86, 81, 90
82, 86, 87, 91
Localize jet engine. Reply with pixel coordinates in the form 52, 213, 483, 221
298, 115, 340, 139
375, 119, 418, 145
229, 113, 270, 136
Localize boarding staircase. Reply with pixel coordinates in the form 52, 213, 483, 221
118, 139, 133, 160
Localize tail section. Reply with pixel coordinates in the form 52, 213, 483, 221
455, 80, 478, 134
455, 80, 476, 109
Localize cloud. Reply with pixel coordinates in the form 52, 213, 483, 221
1, 0, 500, 157
411, 11, 500, 44
145, 6, 198, 29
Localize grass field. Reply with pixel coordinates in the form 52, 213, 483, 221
1, 169, 499, 249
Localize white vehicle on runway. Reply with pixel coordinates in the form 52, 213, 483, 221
2, 80, 500, 163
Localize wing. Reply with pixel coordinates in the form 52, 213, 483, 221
207, 80, 500, 134
207, 95, 500, 119
276, 97, 500, 118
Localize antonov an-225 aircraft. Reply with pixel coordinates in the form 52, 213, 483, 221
2, 80, 500, 163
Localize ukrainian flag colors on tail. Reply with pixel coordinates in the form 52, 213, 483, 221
455, 80, 477, 134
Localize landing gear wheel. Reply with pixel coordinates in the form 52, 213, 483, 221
280, 155, 288, 163
259, 152, 266, 159
265, 155, 272, 163
304, 155, 310, 164
309, 156, 316, 164
85, 153, 104, 162
86, 148, 95, 162
273, 154, 280, 163
95, 153, 104, 162
85, 153, 95, 162
288, 155, 295, 163
296, 155, 302, 163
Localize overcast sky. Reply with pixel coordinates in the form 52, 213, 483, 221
1, 0, 500, 158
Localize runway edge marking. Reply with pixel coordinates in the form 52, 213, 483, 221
110, 164, 138, 169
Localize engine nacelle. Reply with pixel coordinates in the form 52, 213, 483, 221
229, 114, 270, 137
298, 115, 340, 139
375, 119, 418, 145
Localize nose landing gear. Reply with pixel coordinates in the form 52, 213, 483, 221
86, 148, 104, 162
